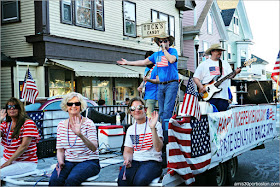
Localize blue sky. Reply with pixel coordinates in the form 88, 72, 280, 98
243, 0, 280, 71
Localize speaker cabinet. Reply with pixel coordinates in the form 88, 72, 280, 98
232, 80, 273, 104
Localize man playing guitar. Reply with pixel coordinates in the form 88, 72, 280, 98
193, 44, 241, 112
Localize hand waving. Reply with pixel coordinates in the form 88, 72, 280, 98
0, 109, 7, 122
148, 111, 159, 129
117, 58, 127, 65
69, 116, 82, 137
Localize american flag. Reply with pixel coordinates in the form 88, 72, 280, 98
130, 133, 153, 151
21, 68, 39, 103
27, 111, 44, 139
209, 66, 220, 75
180, 78, 201, 121
157, 56, 169, 67
271, 51, 280, 86
167, 116, 211, 185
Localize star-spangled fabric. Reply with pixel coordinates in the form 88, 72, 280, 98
27, 111, 44, 139
180, 78, 201, 121
271, 51, 280, 86
190, 116, 211, 157
167, 115, 211, 185
130, 133, 153, 151
21, 69, 39, 104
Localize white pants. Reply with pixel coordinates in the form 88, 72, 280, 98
0, 158, 37, 179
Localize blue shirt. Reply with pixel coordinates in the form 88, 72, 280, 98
144, 66, 158, 100
148, 48, 179, 82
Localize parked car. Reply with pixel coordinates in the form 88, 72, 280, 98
23, 95, 98, 140
24, 95, 98, 111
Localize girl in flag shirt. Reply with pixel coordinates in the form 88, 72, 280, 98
0, 97, 40, 178
49, 92, 100, 186
117, 97, 163, 186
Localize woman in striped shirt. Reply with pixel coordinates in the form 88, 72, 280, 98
0, 97, 40, 179
118, 97, 163, 186
49, 92, 100, 186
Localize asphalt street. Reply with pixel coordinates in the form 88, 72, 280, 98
234, 107, 280, 185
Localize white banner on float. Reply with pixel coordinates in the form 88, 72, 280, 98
208, 105, 277, 163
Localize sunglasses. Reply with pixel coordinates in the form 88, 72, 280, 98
129, 105, 145, 111
159, 39, 168, 43
6, 105, 20, 110
67, 102, 81, 107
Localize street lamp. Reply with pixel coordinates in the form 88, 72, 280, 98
194, 35, 200, 68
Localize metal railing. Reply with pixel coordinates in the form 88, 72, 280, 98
27, 105, 131, 140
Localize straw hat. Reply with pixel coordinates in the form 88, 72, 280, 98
205, 43, 226, 55
154, 32, 175, 46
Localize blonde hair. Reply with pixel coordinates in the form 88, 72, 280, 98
60, 92, 87, 112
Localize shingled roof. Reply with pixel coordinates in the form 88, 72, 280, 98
221, 8, 235, 26
251, 54, 269, 65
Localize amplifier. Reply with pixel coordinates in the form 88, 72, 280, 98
232, 80, 273, 104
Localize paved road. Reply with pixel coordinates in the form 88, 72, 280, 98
235, 108, 280, 185
235, 138, 280, 184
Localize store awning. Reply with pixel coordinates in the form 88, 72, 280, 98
49, 59, 140, 78
122, 65, 147, 78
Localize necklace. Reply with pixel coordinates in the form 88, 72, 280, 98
6, 122, 12, 146
134, 117, 147, 151
67, 116, 82, 148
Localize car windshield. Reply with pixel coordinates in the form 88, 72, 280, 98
44, 101, 62, 110
25, 103, 42, 111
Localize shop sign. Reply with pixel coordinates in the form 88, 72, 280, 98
141, 21, 166, 38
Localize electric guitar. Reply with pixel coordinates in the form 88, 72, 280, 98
199, 58, 257, 101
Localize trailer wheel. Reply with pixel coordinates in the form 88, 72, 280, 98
216, 163, 227, 186
227, 157, 238, 185
228, 157, 238, 179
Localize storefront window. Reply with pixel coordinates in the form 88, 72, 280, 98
92, 78, 111, 104
81, 77, 112, 105
115, 78, 138, 104
49, 69, 74, 96
82, 78, 91, 99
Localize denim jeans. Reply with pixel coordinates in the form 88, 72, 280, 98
49, 159, 100, 186
117, 160, 162, 186
145, 99, 158, 118
158, 81, 179, 122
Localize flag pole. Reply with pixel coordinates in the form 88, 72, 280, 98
276, 74, 280, 103
23, 65, 30, 107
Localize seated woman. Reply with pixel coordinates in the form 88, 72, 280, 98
0, 97, 40, 178
118, 97, 163, 186
49, 92, 100, 186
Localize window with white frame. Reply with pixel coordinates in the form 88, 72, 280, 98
123, 1, 136, 37
61, 0, 72, 24
75, 0, 92, 27
207, 12, 213, 34
151, 10, 175, 40
228, 44, 232, 60
61, 0, 104, 30
1, 0, 20, 23
240, 50, 246, 63
233, 16, 239, 34
203, 41, 209, 53
94, 0, 104, 30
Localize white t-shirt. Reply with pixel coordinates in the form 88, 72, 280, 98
193, 58, 233, 100
124, 120, 163, 162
